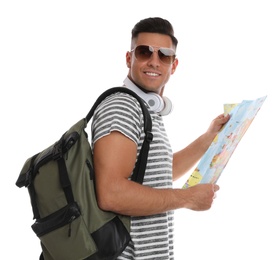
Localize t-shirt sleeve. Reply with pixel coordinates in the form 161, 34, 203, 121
91, 92, 143, 147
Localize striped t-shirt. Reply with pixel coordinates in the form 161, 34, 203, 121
91, 91, 174, 260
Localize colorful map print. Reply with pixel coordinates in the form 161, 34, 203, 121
183, 95, 267, 189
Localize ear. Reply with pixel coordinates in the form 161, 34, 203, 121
171, 59, 178, 74
126, 51, 132, 68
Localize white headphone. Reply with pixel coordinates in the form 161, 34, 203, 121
123, 77, 173, 116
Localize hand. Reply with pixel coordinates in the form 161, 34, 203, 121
207, 113, 230, 137
184, 183, 219, 211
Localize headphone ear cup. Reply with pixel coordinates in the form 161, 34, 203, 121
123, 77, 172, 115
159, 96, 173, 116
146, 93, 164, 113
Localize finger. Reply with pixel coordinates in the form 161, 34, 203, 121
213, 184, 220, 192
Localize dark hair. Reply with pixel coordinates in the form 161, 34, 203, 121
131, 17, 178, 48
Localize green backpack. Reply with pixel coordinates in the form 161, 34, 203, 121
16, 87, 153, 260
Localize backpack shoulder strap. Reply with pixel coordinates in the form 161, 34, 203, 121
87, 87, 153, 184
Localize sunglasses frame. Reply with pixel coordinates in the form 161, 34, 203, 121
131, 45, 176, 65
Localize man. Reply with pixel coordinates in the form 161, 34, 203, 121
91, 17, 230, 259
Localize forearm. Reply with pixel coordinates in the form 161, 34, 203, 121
97, 178, 186, 216
98, 177, 218, 215
172, 113, 230, 181
172, 131, 216, 181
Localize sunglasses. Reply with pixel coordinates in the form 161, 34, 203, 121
131, 45, 176, 65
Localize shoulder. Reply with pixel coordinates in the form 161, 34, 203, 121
102, 91, 142, 109
95, 91, 144, 120
92, 91, 145, 144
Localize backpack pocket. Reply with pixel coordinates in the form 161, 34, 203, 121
32, 202, 97, 260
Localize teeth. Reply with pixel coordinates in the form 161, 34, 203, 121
146, 72, 159, 76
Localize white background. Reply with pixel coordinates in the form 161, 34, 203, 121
1, 1, 278, 259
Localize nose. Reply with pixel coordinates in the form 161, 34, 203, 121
147, 50, 161, 66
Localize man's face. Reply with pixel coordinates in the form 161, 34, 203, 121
126, 32, 178, 95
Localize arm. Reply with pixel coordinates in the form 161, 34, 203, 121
93, 131, 219, 216
172, 113, 230, 181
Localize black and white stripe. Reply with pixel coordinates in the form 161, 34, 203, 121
92, 92, 174, 260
